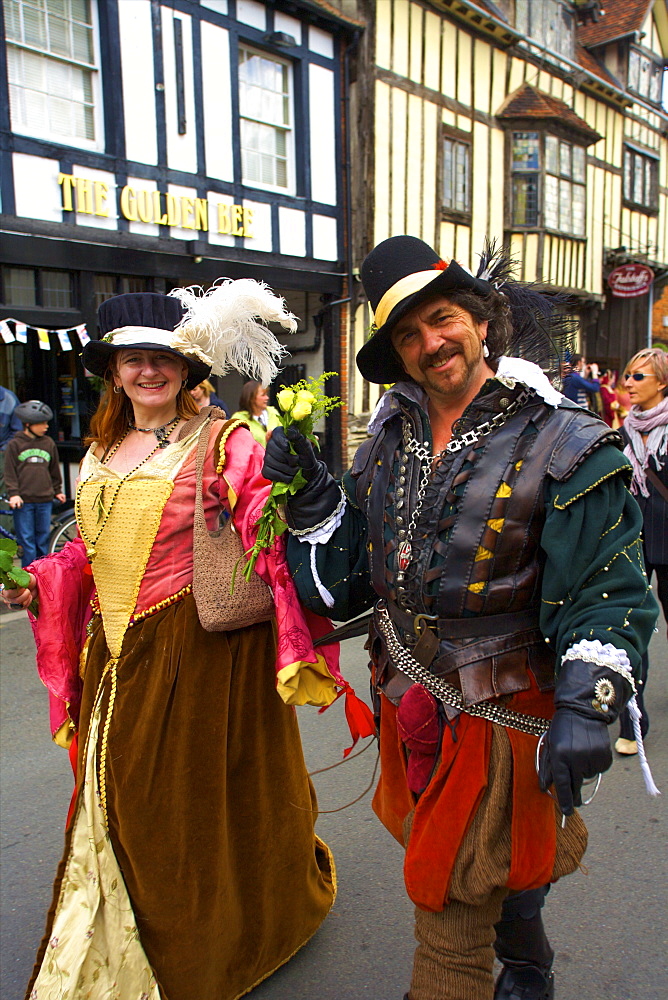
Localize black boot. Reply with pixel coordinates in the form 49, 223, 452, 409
494, 963, 554, 999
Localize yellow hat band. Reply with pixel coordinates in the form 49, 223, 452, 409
373, 267, 449, 329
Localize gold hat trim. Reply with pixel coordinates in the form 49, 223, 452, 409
373, 267, 449, 329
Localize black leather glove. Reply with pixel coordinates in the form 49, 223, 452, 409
262, 426, 341, 531
538, 657, 631, 816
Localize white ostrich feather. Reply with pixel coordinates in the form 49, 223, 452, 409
168, 279, 295, 384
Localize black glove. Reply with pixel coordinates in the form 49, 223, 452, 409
262, 426, 341, 531
538, 657, 631, 816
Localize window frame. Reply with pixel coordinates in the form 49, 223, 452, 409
509, 130, 587, 237
622, 144, 659, 215
1, 265, 77, 309
515, 0, 575, 63
4, 0, 104, 151
441, 127, 472, 222
627, 45, 664, 105
237, 43, 296, 196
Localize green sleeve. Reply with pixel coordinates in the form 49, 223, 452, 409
540, 446, 658, 677
286, 469, 376, 621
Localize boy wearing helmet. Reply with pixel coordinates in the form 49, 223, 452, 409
4, 401, 66, 565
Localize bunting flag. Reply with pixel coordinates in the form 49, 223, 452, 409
0, 321, 15, 344
0, 318, 89, 351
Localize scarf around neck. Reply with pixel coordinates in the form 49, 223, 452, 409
623, 395, 668, 497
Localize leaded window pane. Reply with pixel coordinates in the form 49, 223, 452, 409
512, 132, 539, 171
572, 184, 585, 236
41, 270, 72, 309
4, 267, 36, 306
559, 141, 571, 178
559, 179, 571, 231
545, 135, 559, 175
572, 146, 585, 183
544, 173, 559, 229
512, 175, 538, 226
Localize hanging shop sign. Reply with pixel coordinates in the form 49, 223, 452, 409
607, 263, 654, 298
0, 318, 89, 351
57, 173, 255, 238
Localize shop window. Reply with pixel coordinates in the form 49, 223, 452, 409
442, 133, 471, 218
238, 45, 294, 193
511, 132, 586, 236
1, 266, 74, 307
628, 47, 663, 104
623, 146, 659, 213
93, 274, 151, 310
4, 0, 100, 147
515, 0, 574, 61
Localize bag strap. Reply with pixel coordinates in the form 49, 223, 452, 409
193, 415, 249, 534
646, 466, 668, 504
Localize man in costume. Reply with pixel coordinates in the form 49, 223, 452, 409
262, 236, 658, 1000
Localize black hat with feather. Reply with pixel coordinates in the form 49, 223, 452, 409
357, 235, 575, 385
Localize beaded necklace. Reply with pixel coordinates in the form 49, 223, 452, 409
76, 421, 179, 563
128, 414, 180, 446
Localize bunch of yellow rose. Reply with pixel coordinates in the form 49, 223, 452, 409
238, 373, 343, 583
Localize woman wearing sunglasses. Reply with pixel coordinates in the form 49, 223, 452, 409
616, 347, 668, 754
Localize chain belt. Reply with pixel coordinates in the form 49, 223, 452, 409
375, 602, 550, 737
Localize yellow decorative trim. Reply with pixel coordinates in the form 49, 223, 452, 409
374, 269, 447, 328
91, 583, 193, 628
515, 460, 523, 471
215, 418, 250, 474
468, 582, 486, 593
601, 510, 623, 537
552, 469, 622, 509
475, 545, 494, 561
496, 483, 512, 498
276, 655, 339, 707
487, 517, 504, 532
98, 658, 118, 829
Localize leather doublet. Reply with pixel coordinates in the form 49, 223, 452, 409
354, 388, 620, 705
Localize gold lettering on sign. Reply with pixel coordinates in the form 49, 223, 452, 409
152, 190, 168, 225
181, 196, 195, 230
136, 189, 153, 224
60, 175, 255, 237
75, 177, 93, 215
167, 195, 180, 227
195, 198, 208, 232
120, 186, 138, 221
58, 173, 76, 211
93, 181, 109, 217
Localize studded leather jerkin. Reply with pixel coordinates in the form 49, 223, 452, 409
353, 384, 622, 706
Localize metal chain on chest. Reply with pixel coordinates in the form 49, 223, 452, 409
375, 602, 549, 737
394, 388, 532, 596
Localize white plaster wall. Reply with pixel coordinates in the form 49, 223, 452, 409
201, 21, 234, 182
236, 0, 265, 30
275, 12, 302, 44
72, 164, 117, 229
309, 64, 337, 206
118, 0, 158, 165
12, 153, 62, 222
200, 0, 228, 13
161, 7, 198, 175
279, 206, 306, 256
312, 214, 338, 260
242, 198, 272, 252
309, 26, 334, 59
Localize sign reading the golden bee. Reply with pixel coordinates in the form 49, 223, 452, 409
57, 173, 254, 238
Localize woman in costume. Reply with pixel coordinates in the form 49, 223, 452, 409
232, 379, 282, 446
2, 283, 349, 1000
616, 347, 668, 754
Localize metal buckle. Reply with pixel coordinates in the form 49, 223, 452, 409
535, 731, 602, 827
413, 613, 439, 636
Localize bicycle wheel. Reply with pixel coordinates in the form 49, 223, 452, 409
48, 514, 79, 554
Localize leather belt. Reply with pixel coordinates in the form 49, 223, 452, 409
386, 600, 541, 640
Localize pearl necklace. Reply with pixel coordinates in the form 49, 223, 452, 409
76, 426, 177, 563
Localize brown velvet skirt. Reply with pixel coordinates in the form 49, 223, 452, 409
27, 595, 335, 1000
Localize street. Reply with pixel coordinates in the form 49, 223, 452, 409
1, 608, 666, 1000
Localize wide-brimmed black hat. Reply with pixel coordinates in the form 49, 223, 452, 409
357, 236, 493, 383
82, 292, 211, 389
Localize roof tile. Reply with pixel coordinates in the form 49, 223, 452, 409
496, 82, 602, 143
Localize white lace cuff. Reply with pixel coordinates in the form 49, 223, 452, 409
561, 639, 636, 693
289, 488, 347, 608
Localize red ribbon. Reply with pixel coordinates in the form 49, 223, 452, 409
319, 681, 376, 757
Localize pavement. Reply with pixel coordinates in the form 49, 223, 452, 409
1, 605, 666, 1000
